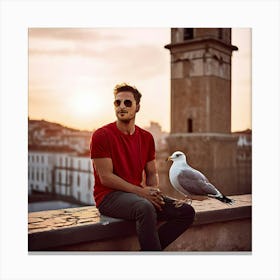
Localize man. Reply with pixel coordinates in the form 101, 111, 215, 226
90, 83, 195, 251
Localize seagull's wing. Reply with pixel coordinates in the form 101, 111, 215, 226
177, 168, 218, 196
201, 182, 220, 196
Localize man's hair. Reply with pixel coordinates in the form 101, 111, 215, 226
113, 83, 142, 105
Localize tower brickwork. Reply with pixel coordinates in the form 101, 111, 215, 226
164, 28, 240, 195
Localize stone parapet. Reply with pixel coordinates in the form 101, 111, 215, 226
28, 194, 251, 251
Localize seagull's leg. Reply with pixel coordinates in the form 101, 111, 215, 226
174, 196, 192, 208
186, 196, 192, 205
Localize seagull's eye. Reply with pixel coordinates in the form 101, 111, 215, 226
176, 154, 180, 157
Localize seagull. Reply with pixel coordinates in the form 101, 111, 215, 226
167, 151, 234, 207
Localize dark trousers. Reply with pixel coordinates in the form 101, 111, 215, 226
98, 191, 195, 251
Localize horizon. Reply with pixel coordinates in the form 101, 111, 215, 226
28, 117, 252, 134
28, 28, 251, 133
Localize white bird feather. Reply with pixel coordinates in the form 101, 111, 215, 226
167, 151, 233, 204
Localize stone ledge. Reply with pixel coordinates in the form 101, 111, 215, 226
28, 194, 251, 251
167, 133, 239, 141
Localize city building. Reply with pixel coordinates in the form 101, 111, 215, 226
28, 118, 92, 153
144, 121, 168, 151
234, 129, 252, 193
28, 119, 95, 208
28, 149, 95, 206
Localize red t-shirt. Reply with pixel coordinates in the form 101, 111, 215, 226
90, 122, 155, 207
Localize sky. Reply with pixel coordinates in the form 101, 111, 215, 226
28, 28, 251, 132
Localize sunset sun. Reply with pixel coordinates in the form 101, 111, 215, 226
69, 92, 100, 117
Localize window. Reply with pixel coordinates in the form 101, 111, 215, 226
69, 173, 73, 185
88, 176, 91, 191
184, 28, 194, 40
58, 172, 62, 183
187, 118, 193, 133
77, 174, 80, 187
41, 155, 44, 163
87, 194, 91, 204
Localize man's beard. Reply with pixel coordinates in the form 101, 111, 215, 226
116, 111, 135, 123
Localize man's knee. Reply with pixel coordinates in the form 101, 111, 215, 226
180, 204, 196, 224
188, 205, 196, 224
134, 199, 157, 219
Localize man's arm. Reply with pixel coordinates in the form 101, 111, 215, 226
92, 158, 141, 193
92, 158, 164, 210
143, 159, 165, 209
144, 159, 159, 187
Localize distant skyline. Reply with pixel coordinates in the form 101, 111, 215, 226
28, 28, 251, 132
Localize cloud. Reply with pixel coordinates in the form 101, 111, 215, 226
29, 47, 99, 57
100, 44, 169, 79
29, 29, 169, 80
28, 28, 119, 57
28, 28, 168, 59
28, 28, 122, 42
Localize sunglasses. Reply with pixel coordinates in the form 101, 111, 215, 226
114, 99, 133, 108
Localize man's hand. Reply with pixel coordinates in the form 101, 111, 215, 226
136, 186, 165, 211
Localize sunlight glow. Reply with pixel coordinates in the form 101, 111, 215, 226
68, 91, 101, 118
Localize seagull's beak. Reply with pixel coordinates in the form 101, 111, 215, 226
166, 156, 172, 162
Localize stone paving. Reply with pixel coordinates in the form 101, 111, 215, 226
28, 194, 252, 234
28, 206, 101, 233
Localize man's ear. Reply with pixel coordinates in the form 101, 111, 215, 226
136, 104, 140, 112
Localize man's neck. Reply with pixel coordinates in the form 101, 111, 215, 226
116, 120, 135, 135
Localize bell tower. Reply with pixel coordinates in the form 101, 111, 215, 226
165, 28, 240, 195
165, 28, 238, 134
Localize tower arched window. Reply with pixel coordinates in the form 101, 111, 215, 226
184, 28, 194, 40
187, 118, 193, 133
